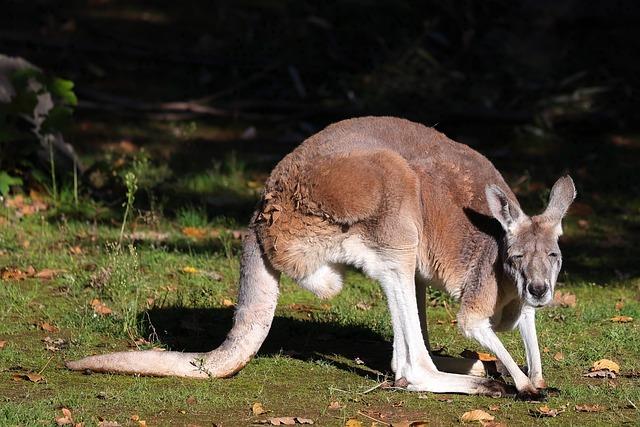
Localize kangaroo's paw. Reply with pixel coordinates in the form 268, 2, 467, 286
515, 385, 547, 402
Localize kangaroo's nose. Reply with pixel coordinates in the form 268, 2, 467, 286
527, 282, 547, 299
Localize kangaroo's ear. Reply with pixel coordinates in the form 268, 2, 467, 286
485, 184, 526, 234
542, 175, 577, 225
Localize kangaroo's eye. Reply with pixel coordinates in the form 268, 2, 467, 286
510, 254, 524, 262
548, 252, 559, 258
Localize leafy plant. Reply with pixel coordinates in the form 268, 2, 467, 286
0, 171, 22, 197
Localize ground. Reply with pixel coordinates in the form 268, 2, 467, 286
1, 123, 639, 425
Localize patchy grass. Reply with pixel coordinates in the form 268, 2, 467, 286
0, 191, 639, 426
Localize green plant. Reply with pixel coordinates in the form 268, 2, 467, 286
119, 172, 138, 246
176, 205, 209, 228
0, 171, 22, 197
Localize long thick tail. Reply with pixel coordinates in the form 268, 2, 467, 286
65, 227, 280, 378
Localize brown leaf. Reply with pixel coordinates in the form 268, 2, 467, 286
12, 372, 45, 383
328, 401, 343, 410
575, 404, 605, 413
531, 405, 563, 417
222, 298, 234, 307
615, 300, 625, 311
35, 268, 65, 280
460, 349, 498, 362
97, 421, 120, 427
69, 246, 83, 255
610, 315, 633, 323
488, 405, 500, 411
552, 291, 576, 308
1, 267, 27, 280
252, 402, 268, 416
553, 352, 565, 361
267, 417, 296, 425
460, 409, 495, 422
583, 370, 617, 379
181, 227, 208, 239
185, 396, 197, 405
591, 359, 620, 374
0, 340, 6, 349
295, 418, 313, 425
55, 407, 74, 426
40, 322, 60, 333
91, 299, 113, 316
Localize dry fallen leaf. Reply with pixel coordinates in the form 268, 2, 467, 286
583, 370, 617, 379
531, 405, 563, 417
575, 404, 605, 412
552, 291, 577, 308
553, 352, 565, 361
55, 407, 74, 426
69, 246, 83, 255
35, 268, 65, 280
0, 340, 6, 349
328, 401, 343, 410
181, 266, 199, 274
344, 420, 362, 427
43, 336, 67, 351
591, 359, 620, 374
252, 402, 268, 416
97, 421, 120, 427
460, 349, 498, 362
610, 316, 633, 323
615, 300, 625, 311
222, 298, 235, 307
460, 409, 494, 422
40, 322, 60, 333
12, 372, 45, 383
91, 298, 113, 316
181, 227, 208, 239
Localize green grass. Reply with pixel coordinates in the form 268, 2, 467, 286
0, 197, 639, 426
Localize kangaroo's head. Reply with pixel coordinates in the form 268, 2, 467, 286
485, 176, 576, 308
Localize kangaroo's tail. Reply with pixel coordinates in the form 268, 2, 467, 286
65, 226, 280, 378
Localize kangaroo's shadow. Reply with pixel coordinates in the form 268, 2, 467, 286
140, 307, 393, 379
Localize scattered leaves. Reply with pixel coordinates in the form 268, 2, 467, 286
530, 404, 564, 418
460, 409, 494, 422
181, 227, 208, 239
552, 291, 576, 308
43, 336, 67, 351
91, 298, 113, 316
591, 359, 620, 374
55, 408, 74, 426
258, 417, 314, 425
328, 401, 344, 410
610, 316, 633, 323
460, 349, 497, 362
12, 372, 45, 383
35, 268, 65, 280
40, 322, 59, 333
252, 402, 268, 416
575, 404, 605, 413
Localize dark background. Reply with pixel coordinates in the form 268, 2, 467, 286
2, 0, 640, 282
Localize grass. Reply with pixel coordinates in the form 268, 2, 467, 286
0, 189, 639, 426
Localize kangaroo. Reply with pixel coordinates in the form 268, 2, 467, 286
67, 117, 576, 398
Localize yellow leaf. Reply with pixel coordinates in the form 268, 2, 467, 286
610, 316, 633, 323
222, 298, 234, 307
345, 420, 362, 427
252, 402, 267, 415
182, 266, 199, 274
553, 352, 564, 361
460, 409, 495, 422
591, 359, 620, 374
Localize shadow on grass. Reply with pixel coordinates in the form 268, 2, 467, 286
141, 306, 392, 379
